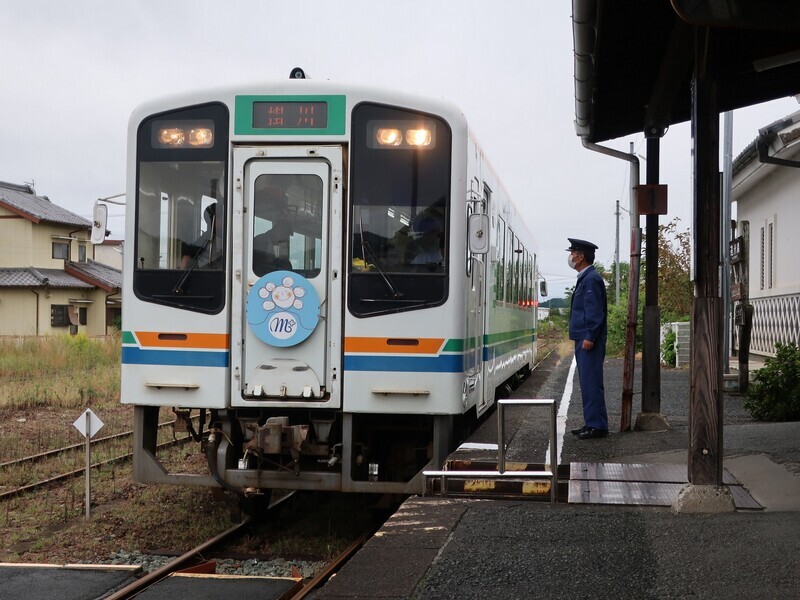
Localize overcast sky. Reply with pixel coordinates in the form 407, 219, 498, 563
2, 1, 797, 297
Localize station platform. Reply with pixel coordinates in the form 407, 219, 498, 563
313, 352, 800, 600
0, 563, 140, 600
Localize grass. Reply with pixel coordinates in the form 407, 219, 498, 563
0, 444, 237, 563
0, 334, 240, 564
0, 334, 359, 566
0, 334, 131, 464
0, 334, 120, 412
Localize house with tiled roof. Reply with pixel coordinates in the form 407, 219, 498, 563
0, 180, 121, 336
731, 109, 800, 356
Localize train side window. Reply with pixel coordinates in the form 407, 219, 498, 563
506, 228, 516, 303
525, 250, 531, 304
496, 216, 505, 301
465, 202, 473, 277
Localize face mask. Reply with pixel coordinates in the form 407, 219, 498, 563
567, 254, 577, 270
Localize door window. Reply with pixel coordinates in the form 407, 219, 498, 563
252, 173, 323, 279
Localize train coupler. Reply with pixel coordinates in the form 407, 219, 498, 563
244, 417, 309, 473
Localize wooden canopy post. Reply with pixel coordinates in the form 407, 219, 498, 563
687, 26, 724, 488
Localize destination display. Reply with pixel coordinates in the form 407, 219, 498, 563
252, 101, 328, 129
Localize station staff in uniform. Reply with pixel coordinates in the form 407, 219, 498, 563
566, 238, 609, 439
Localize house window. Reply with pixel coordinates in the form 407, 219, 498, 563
759, 227, 765, 290
51, 305, 71, 327
78, 244, 87, 262
760, 217, 776, 291
52, 242, 69, 260
79, 307, 87, 325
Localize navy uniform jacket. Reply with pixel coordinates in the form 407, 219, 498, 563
569, 264, 608, 430
569, 265, 607, 343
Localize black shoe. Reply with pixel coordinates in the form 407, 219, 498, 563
577, 427, 609, 440
571, 425, 589, 436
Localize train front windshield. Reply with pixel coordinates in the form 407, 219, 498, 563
348, 103, 452, 317
132, 103, 229, 314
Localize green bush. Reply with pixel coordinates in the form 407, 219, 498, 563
605, 290, 644, 357
744, 342, 800, 421
661, 329, 677, 367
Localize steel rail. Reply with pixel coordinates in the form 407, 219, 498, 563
290, 531, 371, 599
104, 491, 296, 600
104, 517, 253, 600
0, 435, 193, 501
0, 416, 198, 470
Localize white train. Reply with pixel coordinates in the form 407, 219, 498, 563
106, 72, 544, 496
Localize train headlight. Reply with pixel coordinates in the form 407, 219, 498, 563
369, 120, 437, 150
188, 127, 214, 146
376, 128, 403, 146
152, 120, 215, 148
405, 128, 432, 147
158, 127, 185, 146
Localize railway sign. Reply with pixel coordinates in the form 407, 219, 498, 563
73, 408, 104, 519
73, 408, 104, 438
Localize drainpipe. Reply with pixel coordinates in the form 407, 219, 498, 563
580, 138, 641, 432
31, 289, 40, 335
721, 111, 733, 374
68, 227, 85, 262
105, 292, 113, 335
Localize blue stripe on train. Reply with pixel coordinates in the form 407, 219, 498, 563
122, 347, 229, 367
344, 354, 463, 373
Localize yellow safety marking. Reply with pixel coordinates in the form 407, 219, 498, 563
502, 462, 530, 471
522, 481, 552, 495
464, 480, 496, 492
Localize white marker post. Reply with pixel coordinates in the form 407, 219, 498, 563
73, 408, 104, 518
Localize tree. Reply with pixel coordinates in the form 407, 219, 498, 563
607, 261, 630, 304
651, 218, 693, 322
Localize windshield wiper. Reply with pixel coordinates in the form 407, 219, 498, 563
173, 236, 212, 294
359, 218, 403, 299
173, 213, 219, 293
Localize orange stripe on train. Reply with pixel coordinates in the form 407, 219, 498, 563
135, 332, 230, 349
344, 337, 445, 354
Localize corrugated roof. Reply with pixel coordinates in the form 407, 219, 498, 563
0, 267, 93, 289
0, 180, 91, 229
66, 260, 122, 291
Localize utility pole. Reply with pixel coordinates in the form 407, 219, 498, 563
615, 199, 621, 304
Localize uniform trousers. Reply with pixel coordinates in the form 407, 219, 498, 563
574, 339, 608, 430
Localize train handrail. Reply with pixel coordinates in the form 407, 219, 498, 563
424, 398, 558, 503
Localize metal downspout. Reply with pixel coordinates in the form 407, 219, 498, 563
105, 291, 114, 335
31, 289, 40, 335
580, 138, 641, 432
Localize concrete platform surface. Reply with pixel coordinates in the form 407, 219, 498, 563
0, 563, 139, 600
313, 353, 800, 599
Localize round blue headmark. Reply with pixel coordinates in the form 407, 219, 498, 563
246, 271, 321, 347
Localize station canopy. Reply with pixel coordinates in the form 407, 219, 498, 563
573, 0, 800, 143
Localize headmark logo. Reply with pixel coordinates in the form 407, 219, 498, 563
246, 271, 320, 347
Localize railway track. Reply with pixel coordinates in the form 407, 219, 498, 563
1, 342, 558, 504
0, 418, 195, 501
104, 491, 371, 600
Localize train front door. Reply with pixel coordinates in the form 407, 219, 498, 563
230, 146, 343, 407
